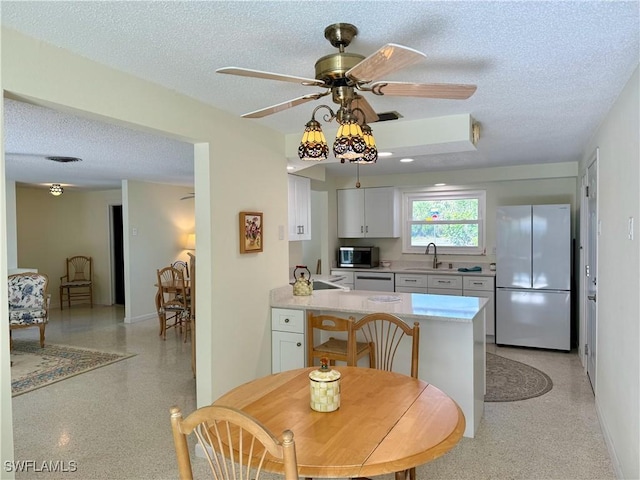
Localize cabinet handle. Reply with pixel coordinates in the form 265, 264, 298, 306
438, 280, 451, 284
361, 226, 364, 233
365, 226, 369, 233
472, 282, 483, 285
406, 279, 417, 282
284, 318, 290, 323
300, 226, 305, 234
296, 342, 302, 347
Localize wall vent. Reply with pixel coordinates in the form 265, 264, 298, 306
375, 111, 403, 122
46, 156, 82, 163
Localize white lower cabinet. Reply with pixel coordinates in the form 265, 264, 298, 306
271, 308, 305, 373
463, 276, 496, 338
395, 274, 428, 293
395, 272, 495, 338
427, 275, 463, 295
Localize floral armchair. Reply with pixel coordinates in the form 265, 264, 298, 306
8, 272, 50, 348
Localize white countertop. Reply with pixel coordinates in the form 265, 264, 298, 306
330, 262, 496, 277
270, 285, 487, 322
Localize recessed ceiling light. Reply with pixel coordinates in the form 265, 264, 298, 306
434, 183, 446, 186
378, 152, 393, 157
400, 158, 414, 163
286, 165, 295, 170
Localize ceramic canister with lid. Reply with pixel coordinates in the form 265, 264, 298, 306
309, 358, 341, 412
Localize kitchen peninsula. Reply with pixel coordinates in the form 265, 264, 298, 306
270, 285, 487, 438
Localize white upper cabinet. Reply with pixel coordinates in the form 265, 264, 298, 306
337, 187, 400, 238
288, 175, 311, 241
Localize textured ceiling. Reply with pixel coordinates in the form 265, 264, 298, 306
2, 1, 639, 190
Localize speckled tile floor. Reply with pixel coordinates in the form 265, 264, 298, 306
10, 307, 615, 480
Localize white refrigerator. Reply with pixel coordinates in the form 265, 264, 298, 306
496, 204, 571, 351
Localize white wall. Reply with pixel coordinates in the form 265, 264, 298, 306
5, 181, 17, 269
579, 65, 639, 479
122, 180, 194, 322
0, 90, 15, 473
328, 163, 578, 267
1, 27, 290, 472
15, 186, 122, 307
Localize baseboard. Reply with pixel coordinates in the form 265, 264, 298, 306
124, 313, 156, 324
595, 396, 624, 479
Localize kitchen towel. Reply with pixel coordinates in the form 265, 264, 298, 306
458, 266, 482, 272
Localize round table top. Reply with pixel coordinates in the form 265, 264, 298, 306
214, 366, 465, 478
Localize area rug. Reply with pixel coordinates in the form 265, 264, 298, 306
485, 352, 553, 402
10, 341, 135, 397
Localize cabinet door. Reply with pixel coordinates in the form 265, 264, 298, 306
288, 175, 311, 241
364, 187, 399, 238
337, 189, 365, 238
272, 331, 305, 373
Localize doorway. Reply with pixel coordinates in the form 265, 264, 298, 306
585, 149, 599, 392
110, 205, 125, 305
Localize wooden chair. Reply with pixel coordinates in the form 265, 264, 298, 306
170, 405, 299, 480
353, 312, 420, 480
156, 266, 190, 340
59, 255, 93, 309
172, 260, 189, 279
307, 312, 371, 367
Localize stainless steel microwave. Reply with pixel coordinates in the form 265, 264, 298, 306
338, 246, 379, 268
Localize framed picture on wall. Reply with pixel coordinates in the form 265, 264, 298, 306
239, 211, 263, 254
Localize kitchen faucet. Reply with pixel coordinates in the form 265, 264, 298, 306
425, 242, 441, 269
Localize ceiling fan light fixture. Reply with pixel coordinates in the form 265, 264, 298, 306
298, 117, 329, 161
349, 123, 378, 164
49, 184, 64, 196
333, 114, 366, 161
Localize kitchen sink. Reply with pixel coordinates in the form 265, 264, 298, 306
402, 267, 436, 272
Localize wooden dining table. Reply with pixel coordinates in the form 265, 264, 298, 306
213, 366, 465, 479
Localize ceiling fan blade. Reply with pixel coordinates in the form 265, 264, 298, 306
217, 67, 325, 87
242, 92, 329, 119
369, 82, 477, 99
346, 43, 426, 84
351, 95, 379, 123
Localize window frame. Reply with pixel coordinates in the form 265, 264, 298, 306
401, 189, 486, 255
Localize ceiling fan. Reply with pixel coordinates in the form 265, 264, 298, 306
217, 23, 477, 123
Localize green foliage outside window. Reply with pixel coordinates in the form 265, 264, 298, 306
410, 198, 480, 248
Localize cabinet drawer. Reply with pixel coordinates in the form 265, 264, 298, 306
395, 274, 428, 288
428, 275, 462, 290
271, 308, 305, 333
463, 276, 494, 292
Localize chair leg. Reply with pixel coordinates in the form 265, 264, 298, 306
60, 287, 64, 310
39, 324, 46, 348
